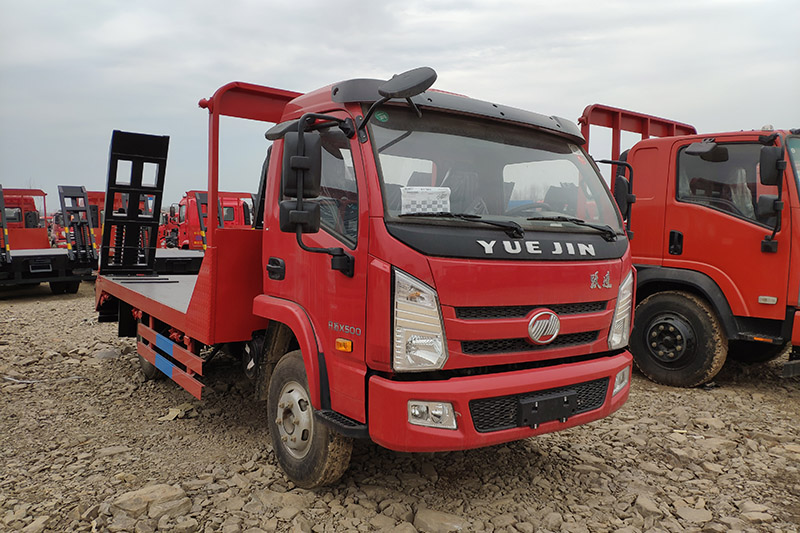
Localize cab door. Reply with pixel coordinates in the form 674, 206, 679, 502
262, 116, 369, 423
664, 138, 791, 320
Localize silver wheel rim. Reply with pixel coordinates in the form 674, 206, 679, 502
275, 380, 314, 459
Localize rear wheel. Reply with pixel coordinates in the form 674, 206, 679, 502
267, 350, 352, 488
138, 354, 162, 380
631, 291, 727, 387
727, 340, 788, 364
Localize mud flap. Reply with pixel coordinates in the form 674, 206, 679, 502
782, 347, 800, 378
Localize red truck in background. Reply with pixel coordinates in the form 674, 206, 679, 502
1, 186, 97, 293
95, 68, 634, 487
161, 190, 253, 249
580, 104, 800, 385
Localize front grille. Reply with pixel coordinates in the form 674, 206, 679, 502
455, 301, 607, 320
469, 378, 609, 433
461, 331, 599, 354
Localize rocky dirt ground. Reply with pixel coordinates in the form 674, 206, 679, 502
1, 282, 799, 533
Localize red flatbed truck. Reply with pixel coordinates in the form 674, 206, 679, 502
95, 68, 634, 487
580, 104, 800, 385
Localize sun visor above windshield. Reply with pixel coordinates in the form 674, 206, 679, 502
330, 78, 584, 144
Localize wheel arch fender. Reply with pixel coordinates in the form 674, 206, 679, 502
636, 266, 737, 339
252, 294, 328, 409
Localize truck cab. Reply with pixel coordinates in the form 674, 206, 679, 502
171, 190, 253, 249
580, 104, 800, 385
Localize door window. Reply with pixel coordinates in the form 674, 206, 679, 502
311, 130, 358, 247
676, 143, 777, 225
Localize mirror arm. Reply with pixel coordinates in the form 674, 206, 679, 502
762, 177, 784, 253
296, 113, 355, 139
406, 97, 423, 118
595, 159, 634, 190
357, 96, 391, 133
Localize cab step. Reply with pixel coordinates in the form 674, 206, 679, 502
314, 409, 369, 439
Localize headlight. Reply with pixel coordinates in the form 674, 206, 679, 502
608, 270, 634, 350
393, 269, 448, 372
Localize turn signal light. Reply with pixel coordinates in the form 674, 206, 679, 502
335, 338, 353, 352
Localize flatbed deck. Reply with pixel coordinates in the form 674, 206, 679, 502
104, 274, 197, 314
8, 248, 69, 258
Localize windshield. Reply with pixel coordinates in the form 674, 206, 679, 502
787, 136, 800, 189
369, 107, 623, 235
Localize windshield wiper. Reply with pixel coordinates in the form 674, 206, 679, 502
526, 215, 618, 242
400, 212, 524, 238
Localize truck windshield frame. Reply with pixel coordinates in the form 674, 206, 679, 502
787, 135, 800, 193
368, 107, 623, 235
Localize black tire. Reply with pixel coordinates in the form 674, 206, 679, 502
49, 281, 67, 294
267, 350, 352, 488
65, 281, 80, 294
727, 340, 788, 364
631, 291, 727, 387
138, 353, 162, 380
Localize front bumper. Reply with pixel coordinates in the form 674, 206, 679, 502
368, 351, 631, 452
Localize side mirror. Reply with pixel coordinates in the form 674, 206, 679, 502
169, 205, 176, 217
685, 141, 729, 162
613, 175, 633, 220
279, 200, 320, 233
282, 131, 322, 199
756, 194, 780, 219
378, 66, 437, 99
242, 202, 251, 227
759, 145, 785, 186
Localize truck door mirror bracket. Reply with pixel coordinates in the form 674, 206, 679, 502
294, 228, 355, 277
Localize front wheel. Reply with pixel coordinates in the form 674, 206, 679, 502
267, 350, 352, 488
65, 281, 80, 294
49, 281, 67, 294
630, 291, 727, 387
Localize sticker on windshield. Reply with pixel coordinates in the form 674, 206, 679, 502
375, 111, 390, 123
401, 186, 451, 215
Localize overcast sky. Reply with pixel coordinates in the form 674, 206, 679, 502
1, 0, 798, 209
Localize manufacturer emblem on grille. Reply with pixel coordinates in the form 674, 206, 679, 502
528, 311, 561, 345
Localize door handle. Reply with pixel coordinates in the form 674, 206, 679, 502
668, 230, 683, 255
267, 257, 286, 280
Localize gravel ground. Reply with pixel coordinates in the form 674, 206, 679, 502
1, 282, 799, 533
